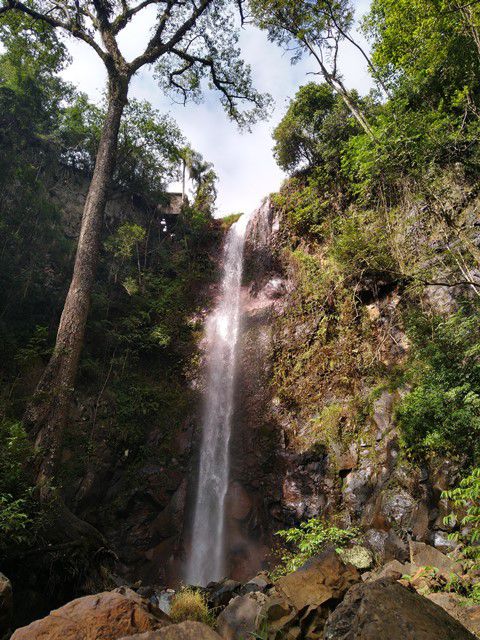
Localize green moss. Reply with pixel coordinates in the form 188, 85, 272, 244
218, 213, 242, 229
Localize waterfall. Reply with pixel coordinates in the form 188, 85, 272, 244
186, 211, 251, 586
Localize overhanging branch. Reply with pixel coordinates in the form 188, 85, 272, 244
0, 0, 108, 60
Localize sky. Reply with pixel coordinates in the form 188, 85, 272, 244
61, 0, 374, 217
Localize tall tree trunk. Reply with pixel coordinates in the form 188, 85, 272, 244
303, 37, 376, 140
332, 76, 377, 140
24, 72, 129, 490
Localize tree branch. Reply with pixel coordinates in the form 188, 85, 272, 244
112, 0, 159, 33
0, 0, 108, 60
130, 0, 211, 72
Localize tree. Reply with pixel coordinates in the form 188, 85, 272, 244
62, 95, 185, 199
364, 0, 480, 114
273, 81, 364, 175
0, 0, 269, 486
188, 150, 218, 214
250, 0, 375, 137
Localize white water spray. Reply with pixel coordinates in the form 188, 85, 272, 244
186, 212, 251, 585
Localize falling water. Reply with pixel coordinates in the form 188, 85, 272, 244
186, 211, 251, 586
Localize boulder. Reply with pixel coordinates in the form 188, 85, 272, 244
323, 577, 476, 640
11, 587, 170, 640
0, 572, 12, 636
216, 592, 267, 640
207, 579, 242, 608
337, 546, 373, 571
426, 592, 480, 637
363, 528, 409, 563
365, 559, 412, 581
275, 549, 360, 611
433, 531, 458, 553
241, 573, 271, 594
261, 549, 361, 639
409, 541, 462, 577
119, 621, 222, 639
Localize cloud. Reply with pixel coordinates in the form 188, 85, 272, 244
61, 0, 374, 216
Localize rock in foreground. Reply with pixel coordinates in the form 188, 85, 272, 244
323, 577, 477, 640
0, 572, 12, 637
119, 621, 222, 639
11, 587, 170, 640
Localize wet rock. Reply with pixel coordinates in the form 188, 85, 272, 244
0, 572, 12, 637
380, 489, 416, 528
323, 577, 476, 639
275, 549, 360, 611
120, 621, 222, 639
216, 592, 267, 640
11, 587, 170, 640
409, 541, 462, 577
227, 482, 253, 521
343, 468, 375, 516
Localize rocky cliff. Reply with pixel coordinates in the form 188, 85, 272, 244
224, 196, 466, 574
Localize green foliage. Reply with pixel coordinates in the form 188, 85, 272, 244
219, 213, 242, 229
0, 420, 38, 552
273, 518, 360, 577
274, 83, 334, 172
272, 171, 333, 239
329, 209, 395, 280
62, 97, 184, 199
396, 307, 480, 461
443, 468, 480, 572
105, 223, 146, 260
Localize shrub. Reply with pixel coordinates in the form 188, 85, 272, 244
396, 306, 480, 461
169, 587, 212, 624
0, 420, 38, 553
329, 209, 396, 281
442, 468, 480, 571
272, 518, 360, 578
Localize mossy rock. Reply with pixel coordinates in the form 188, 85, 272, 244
338, 546, 374, 570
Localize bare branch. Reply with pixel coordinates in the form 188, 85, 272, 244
112, 0, 159, 33
169, 46, 251, 115
130, 0, 211, 72
323, 0, 391, 96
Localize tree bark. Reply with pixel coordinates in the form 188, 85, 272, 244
24, 71, 129, 490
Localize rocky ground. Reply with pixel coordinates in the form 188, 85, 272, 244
4, 541, 479, 639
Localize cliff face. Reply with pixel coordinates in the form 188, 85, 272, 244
14, 184, 468, 598
233, 197, 463, 570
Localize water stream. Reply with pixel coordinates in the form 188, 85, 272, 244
185, 212, 251, 585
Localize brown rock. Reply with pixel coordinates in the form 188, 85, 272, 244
323, 577, 476, 640
226, 482, 253, 521
409, 541, 463, 577
119, 621, 222, 639
426, 592, 480, 637
275, 549, 360, 611
0, 572, 12, 636
11, 587, 170, 640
